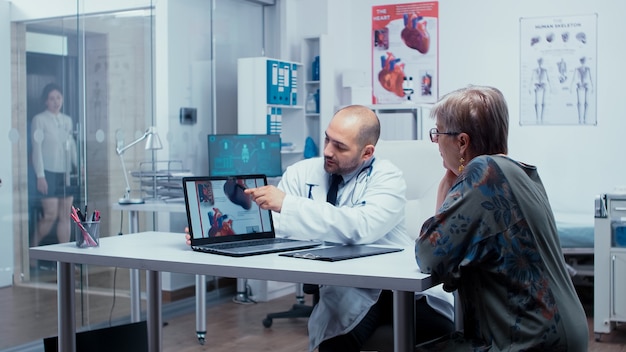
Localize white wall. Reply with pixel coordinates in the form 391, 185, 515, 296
156, 0, 213, 179
285, 0, 626, 215
0, 0, 14, 287
9, 0, 621, 218
9, 0, 152, 21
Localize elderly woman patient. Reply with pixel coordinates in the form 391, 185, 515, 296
415, 85, 588, 351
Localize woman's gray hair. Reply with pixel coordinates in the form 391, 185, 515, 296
431, 85, 509, 155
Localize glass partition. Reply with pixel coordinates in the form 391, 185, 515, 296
7, 3, 157, 348
21, 8, 155, 266
5, 0, 275, 349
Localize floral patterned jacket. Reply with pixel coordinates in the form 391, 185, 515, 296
416, 155, 588, 351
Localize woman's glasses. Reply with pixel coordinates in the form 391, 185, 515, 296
429, 128, 460, 143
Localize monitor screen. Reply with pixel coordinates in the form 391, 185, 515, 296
207, 134, 283, 177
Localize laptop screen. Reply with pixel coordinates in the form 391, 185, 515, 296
207, 134, 282, 177
183, 175, 274, 242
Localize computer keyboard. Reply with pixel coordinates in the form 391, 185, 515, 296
207, 238, 295, 250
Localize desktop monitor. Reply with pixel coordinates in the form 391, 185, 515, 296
207, 134, 283, 177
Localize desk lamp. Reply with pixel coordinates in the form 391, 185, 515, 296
116, 126, 163, 204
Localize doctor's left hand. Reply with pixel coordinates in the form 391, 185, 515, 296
244, 185, 285, 213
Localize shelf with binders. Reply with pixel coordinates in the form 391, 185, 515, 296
238, 57, 307, 159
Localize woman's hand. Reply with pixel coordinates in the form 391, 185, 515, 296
436, 169, 458, 209
36, 177, 48, 195
185, 226, 191, 246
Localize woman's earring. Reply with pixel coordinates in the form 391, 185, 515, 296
458, 157, 465, 173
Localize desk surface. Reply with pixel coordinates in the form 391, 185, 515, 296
111, 201, 186, 213
29, 231, 431, 292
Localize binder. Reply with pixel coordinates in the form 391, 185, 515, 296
266, 59, 293, 105
266, 60, 279, 104
291, 63, 298, 106
266, 107, 282, 135
279, 61, 291, 105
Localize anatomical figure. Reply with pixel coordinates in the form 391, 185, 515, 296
207, 207, 235, 237
378, 52, 406, 97
401, 13, 430, 54
198, 182, 214, 204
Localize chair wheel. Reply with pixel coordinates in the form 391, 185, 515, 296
262, 317, 273, 328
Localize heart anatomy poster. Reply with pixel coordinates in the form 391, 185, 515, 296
520, 14, 597, 125
372, 1, 438, 105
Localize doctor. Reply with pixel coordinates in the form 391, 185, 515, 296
244, 105, 454, 351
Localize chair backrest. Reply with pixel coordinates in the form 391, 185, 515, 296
375, 139, 445, 240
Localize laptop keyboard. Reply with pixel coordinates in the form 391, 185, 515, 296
208, 238, 295, 250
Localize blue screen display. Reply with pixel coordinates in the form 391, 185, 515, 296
207, 134, 283, 177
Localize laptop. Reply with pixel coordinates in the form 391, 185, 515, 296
183, 175, 322, 257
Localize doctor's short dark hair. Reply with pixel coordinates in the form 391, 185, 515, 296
40, 83, 63, 105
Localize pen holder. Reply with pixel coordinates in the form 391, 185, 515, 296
75, 221, 100, 248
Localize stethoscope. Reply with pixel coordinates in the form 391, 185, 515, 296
305, 158, 374, 206
350, 160, 374, 205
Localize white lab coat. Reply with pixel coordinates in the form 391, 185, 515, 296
275, 157, 410, 246
274, 156, 411, 351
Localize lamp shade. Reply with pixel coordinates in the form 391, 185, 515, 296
144, 130, 163, 150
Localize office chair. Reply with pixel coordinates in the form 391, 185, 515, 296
262, 283, 319, 327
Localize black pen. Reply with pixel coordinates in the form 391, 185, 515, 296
76, 208, 85, 221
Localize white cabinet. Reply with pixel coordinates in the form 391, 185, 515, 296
237, 57, 305, 169
610, 251, 626, 320
300, 35, 333, 160
237, 36, 333, 169
594, 194, 626, 341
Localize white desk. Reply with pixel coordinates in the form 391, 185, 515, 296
111, 202, 186, 321
111, 202, 209, 343
30, 231, 432, 352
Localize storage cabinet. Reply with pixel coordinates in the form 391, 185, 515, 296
237, 56, 305, 169
299, 35, 332, 160
610, 251, 626, 320
594, 194, 626, 341
237, 35, 332, 168
300, 36, 322, 157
